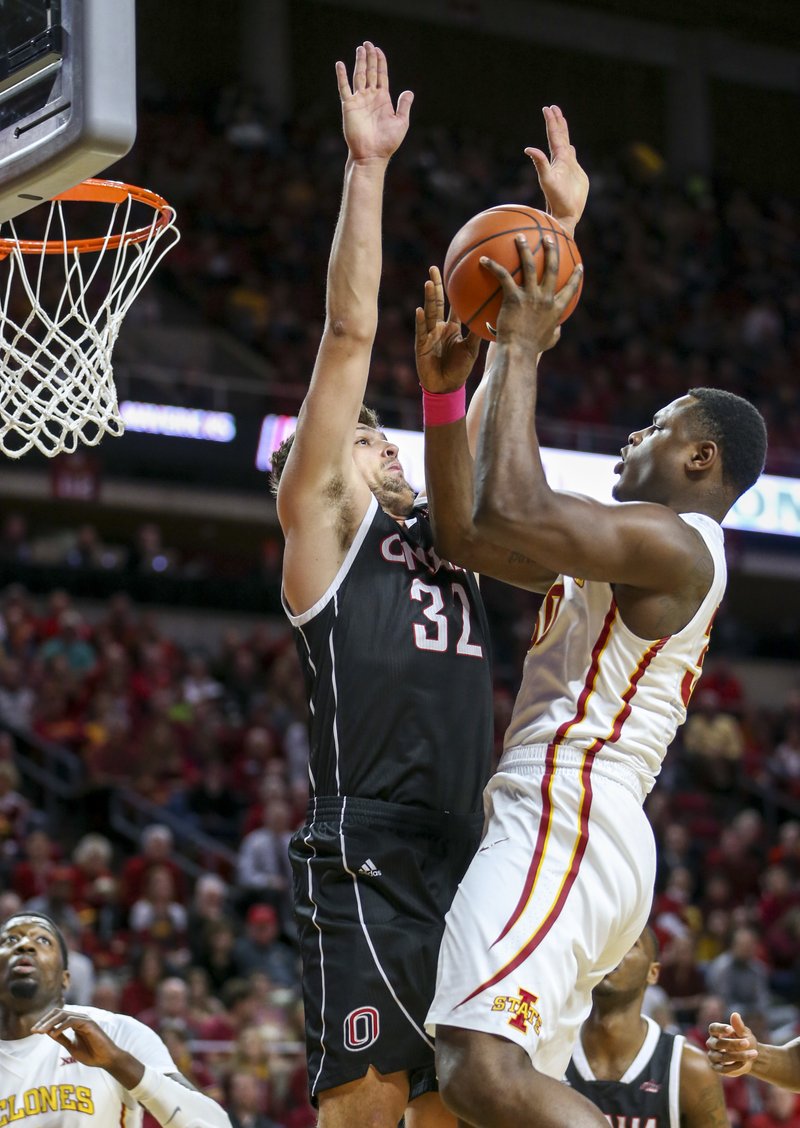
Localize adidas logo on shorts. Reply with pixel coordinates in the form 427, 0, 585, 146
359, 858, 382, 877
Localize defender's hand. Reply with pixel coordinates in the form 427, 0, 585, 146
525, 105, 589, 238
415, 266, 482, 393
706, 1012, 759, 1077
336, 42, 413, 163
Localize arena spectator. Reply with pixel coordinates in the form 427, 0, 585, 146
137, 974, 198, 1039
187, 872, 236, 959
232, 903, 298, 989
184, 758, 242, 845
0, 758, 32, 860
682, 687, 745, 790
228, 1070, 282, 1128
0, 659, 35, 729
120, 945, 168, 1018
706, 926, 772, 1028
128, 863, 190, 962
744, 1087, 800, 1128
235, 796, 293, 923
24, 863, 83, 935
121, 823, 186, 907
657, 933, 708, 1026
11, 827, 60, 900
196, 918, 240, 995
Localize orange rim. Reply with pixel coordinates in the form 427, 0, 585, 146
0, 178, 175, 255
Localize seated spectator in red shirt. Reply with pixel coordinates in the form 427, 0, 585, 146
119, 944, 168, 1018
704, 827, 764, 905
11, 828, 60, 900
231, 726, 281, 797
0, 759, 32, 859
657, 932, 707, 1025
121, 822, 186, 907
137, 975, 200, 1039
759, 865, 800, 931
24, 864, 83, 936
129, 863, 189, 964
701, 656, 745, 714
745, 1086, 800, 1128
768, 820, 800, 879
198, 978, 261, 1043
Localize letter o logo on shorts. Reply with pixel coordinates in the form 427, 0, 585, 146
343, 1006, 380, 1052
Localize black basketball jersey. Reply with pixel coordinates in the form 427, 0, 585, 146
565, 1017, 684, 1128
284, 495, 493, 814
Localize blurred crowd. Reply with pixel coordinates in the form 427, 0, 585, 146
0, 576, 800, 1123
2, 82, 800, 1127
107, 86, 800, 473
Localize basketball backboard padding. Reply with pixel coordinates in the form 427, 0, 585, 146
0, 0, 137, 223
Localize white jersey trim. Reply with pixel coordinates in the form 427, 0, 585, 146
570, 1015, 661, 1083
303, 798, 329, 1097
669, 1033, 685, 1128
282, 495, 378, 626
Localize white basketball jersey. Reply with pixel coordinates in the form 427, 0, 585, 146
0, 1005, 176, 1126
502, 513, 726, 793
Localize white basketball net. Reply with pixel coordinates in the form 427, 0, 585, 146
0, 189, 180, 458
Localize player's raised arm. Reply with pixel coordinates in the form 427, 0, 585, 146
524, 103, 589, 239
416, 268, 557, 592
472, 235, 726, 596
276, 42, 412, 529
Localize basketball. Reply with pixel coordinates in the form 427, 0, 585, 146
443, 205, 583, 341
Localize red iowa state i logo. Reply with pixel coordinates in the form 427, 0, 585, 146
491, 987, 542, 1035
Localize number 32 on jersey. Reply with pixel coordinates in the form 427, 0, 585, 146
410, 579, 484, 658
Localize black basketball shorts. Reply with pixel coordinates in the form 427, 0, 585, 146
290, 795, 483, 1104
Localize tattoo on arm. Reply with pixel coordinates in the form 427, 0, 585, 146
507, 550, 537, 565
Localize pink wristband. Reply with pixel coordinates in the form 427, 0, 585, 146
422, 386, 467, 427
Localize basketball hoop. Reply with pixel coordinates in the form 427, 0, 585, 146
0, 178, 180, 458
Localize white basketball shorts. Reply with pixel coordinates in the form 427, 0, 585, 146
426, 744, 657, 1079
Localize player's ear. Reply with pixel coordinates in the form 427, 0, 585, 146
61, 968, 71, 993
687, 440, 718, 475
647, 960, 661, 986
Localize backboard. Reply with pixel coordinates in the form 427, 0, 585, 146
0, 0, 137, 222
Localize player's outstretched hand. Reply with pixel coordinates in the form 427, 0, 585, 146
415, 266, 482, 394
525, 105, 589, 239
336, 41, 413, 162
32, 1007, 121, 1070
706, 1011, 759, 1077
480, 234, 581, 353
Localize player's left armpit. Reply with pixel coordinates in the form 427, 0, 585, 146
129, 1066, 232, 1128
